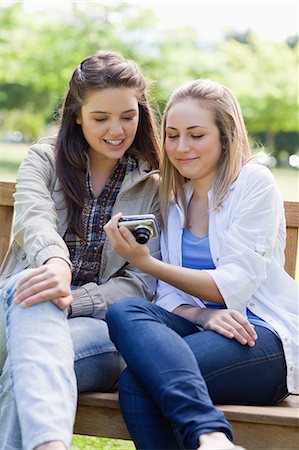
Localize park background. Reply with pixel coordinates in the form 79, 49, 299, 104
0, 1, 298, 449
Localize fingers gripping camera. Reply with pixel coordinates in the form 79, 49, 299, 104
118, 214, 158, 244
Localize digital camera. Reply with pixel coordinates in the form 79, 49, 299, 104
118, 214, 158, 244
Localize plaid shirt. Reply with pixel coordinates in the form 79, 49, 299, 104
64, 154, 138, 288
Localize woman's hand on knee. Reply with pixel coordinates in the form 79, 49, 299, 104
14, 258, 72, 310
195, 308, 258, 347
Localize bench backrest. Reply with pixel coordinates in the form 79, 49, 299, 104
0, 180, 298, 279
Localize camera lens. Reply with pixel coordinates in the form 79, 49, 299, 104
133, 226, 152, 244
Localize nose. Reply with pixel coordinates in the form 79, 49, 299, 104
109, 121, 123, 137
176, 137, 190, 153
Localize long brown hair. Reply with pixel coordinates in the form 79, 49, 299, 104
160, 79, 251, 223
55, 51, 161, 236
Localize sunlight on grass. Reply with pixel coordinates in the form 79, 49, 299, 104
0, 142, 28, 182
71, 435, 134, 449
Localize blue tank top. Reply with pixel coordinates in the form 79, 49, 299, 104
182, 228, 277, 335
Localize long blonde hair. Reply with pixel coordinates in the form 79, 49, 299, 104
160, 79, 251, 224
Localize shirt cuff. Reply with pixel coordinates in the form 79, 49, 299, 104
69, 286, 94, 317
34, 244, 71, 268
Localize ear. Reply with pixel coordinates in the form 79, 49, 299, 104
75, 116, 82, 125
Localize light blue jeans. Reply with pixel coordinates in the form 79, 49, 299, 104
0, 270, 123, 450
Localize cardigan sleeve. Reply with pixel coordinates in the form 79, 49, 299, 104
12, 139, 71, 268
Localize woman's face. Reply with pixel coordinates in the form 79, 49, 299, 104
165, 98, 222, 187
76, 87, 139, 163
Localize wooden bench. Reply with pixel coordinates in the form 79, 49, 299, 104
0, 180, 298, 449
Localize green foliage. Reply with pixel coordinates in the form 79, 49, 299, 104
3, 110, 45, 142
0, 0, 298, 161
219, 36, 298, 134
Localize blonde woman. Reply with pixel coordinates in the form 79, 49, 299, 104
104, 79, 298, 450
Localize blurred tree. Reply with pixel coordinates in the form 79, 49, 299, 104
286, 35, 299, 49
217, 35, 298, 160
0, 0, 298, 163
0, 1, 159, 137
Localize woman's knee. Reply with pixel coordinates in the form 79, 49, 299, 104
2, 269, 34, 307
106, 296, 150, 327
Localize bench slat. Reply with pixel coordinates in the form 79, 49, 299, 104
219, 394, 299, 426
0, 181, 15, 206
74, 392, 299, 447
284, 201, 299, 227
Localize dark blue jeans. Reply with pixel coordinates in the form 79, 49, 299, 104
106, 297, 288, 450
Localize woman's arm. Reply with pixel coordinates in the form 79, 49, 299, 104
104, 221, 257, 345
105, 166, 284, 310
104, 214, 223, 302
8, 140, 73, 309
69, 265, 158, 319
69, 231, 160, 319
13, 140, 71, 268
69, 190, 162, 319
172, 305, 257, 346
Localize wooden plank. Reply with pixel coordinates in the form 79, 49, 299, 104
78, 392, 121, 409
284, 201, 299, 278
284, 201, 299, 228
0, 181, 15, 206
74, 403, 131, 440
230, 421, 299, 449
285, 227, 298, 278
219, 394, 299, 427
77, 392, 299, 429
74, 392, 299, 442
0, 205, 14, 263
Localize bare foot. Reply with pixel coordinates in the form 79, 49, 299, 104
35, 441, 67, 450
198, 432, 236, 449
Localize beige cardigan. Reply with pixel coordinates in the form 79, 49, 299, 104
0, 137, 160, 319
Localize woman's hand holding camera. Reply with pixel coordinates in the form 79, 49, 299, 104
104, 213, 152, 271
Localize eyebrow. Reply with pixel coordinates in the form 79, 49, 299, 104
90, 109, 137, 114
166, 125, 207, 130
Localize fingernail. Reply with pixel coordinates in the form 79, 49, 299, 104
249, 341, 255, 347
14, 297, 20, 304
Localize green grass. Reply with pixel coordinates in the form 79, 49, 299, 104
71, 436, 134, 449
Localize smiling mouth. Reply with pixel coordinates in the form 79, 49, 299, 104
104, 139, 124, 146
177, 158, 197, 163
